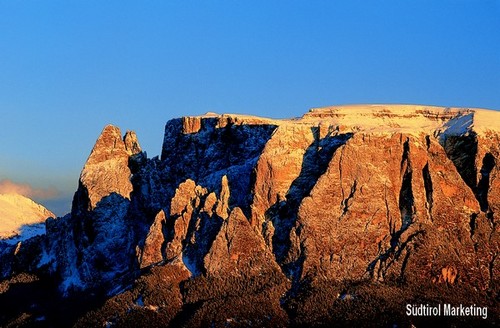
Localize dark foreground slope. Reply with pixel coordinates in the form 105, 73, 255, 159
0, 105, 498, 327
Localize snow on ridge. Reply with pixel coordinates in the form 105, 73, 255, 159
437, 112, 474, 143
1, 222, 46, 245
0, 193, 54, 239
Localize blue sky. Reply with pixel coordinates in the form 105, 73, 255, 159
0, 1, 499, 215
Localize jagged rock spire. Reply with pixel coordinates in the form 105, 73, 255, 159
76, 125, 142, 211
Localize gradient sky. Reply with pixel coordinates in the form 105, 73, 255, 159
1, 1, 499, 215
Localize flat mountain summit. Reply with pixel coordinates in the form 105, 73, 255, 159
0, 104, 498, 327
196, 104, 500, 133
303, 104, 500, 133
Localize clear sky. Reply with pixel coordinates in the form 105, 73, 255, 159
0, 1, 499, 215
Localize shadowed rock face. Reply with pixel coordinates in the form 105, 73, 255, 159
1, 105, 499, 327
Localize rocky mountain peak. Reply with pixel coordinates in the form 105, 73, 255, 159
76, 125, 142, 210
86, 125, 142, 165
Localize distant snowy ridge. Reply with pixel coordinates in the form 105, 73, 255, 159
0, 193, 54, 240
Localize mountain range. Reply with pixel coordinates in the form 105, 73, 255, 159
0, 104, 498, 327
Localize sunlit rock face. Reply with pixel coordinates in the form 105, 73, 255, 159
1, 105, 499, 327
73, 125, 142, 213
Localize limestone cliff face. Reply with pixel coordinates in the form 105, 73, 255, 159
296, 133, 481, 284
1, 105, 499, 327
137, 105, 498, 295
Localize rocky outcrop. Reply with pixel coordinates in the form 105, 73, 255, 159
1, 105, 499, 327
138, 210, 166, 269
204, 206, 282, 277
